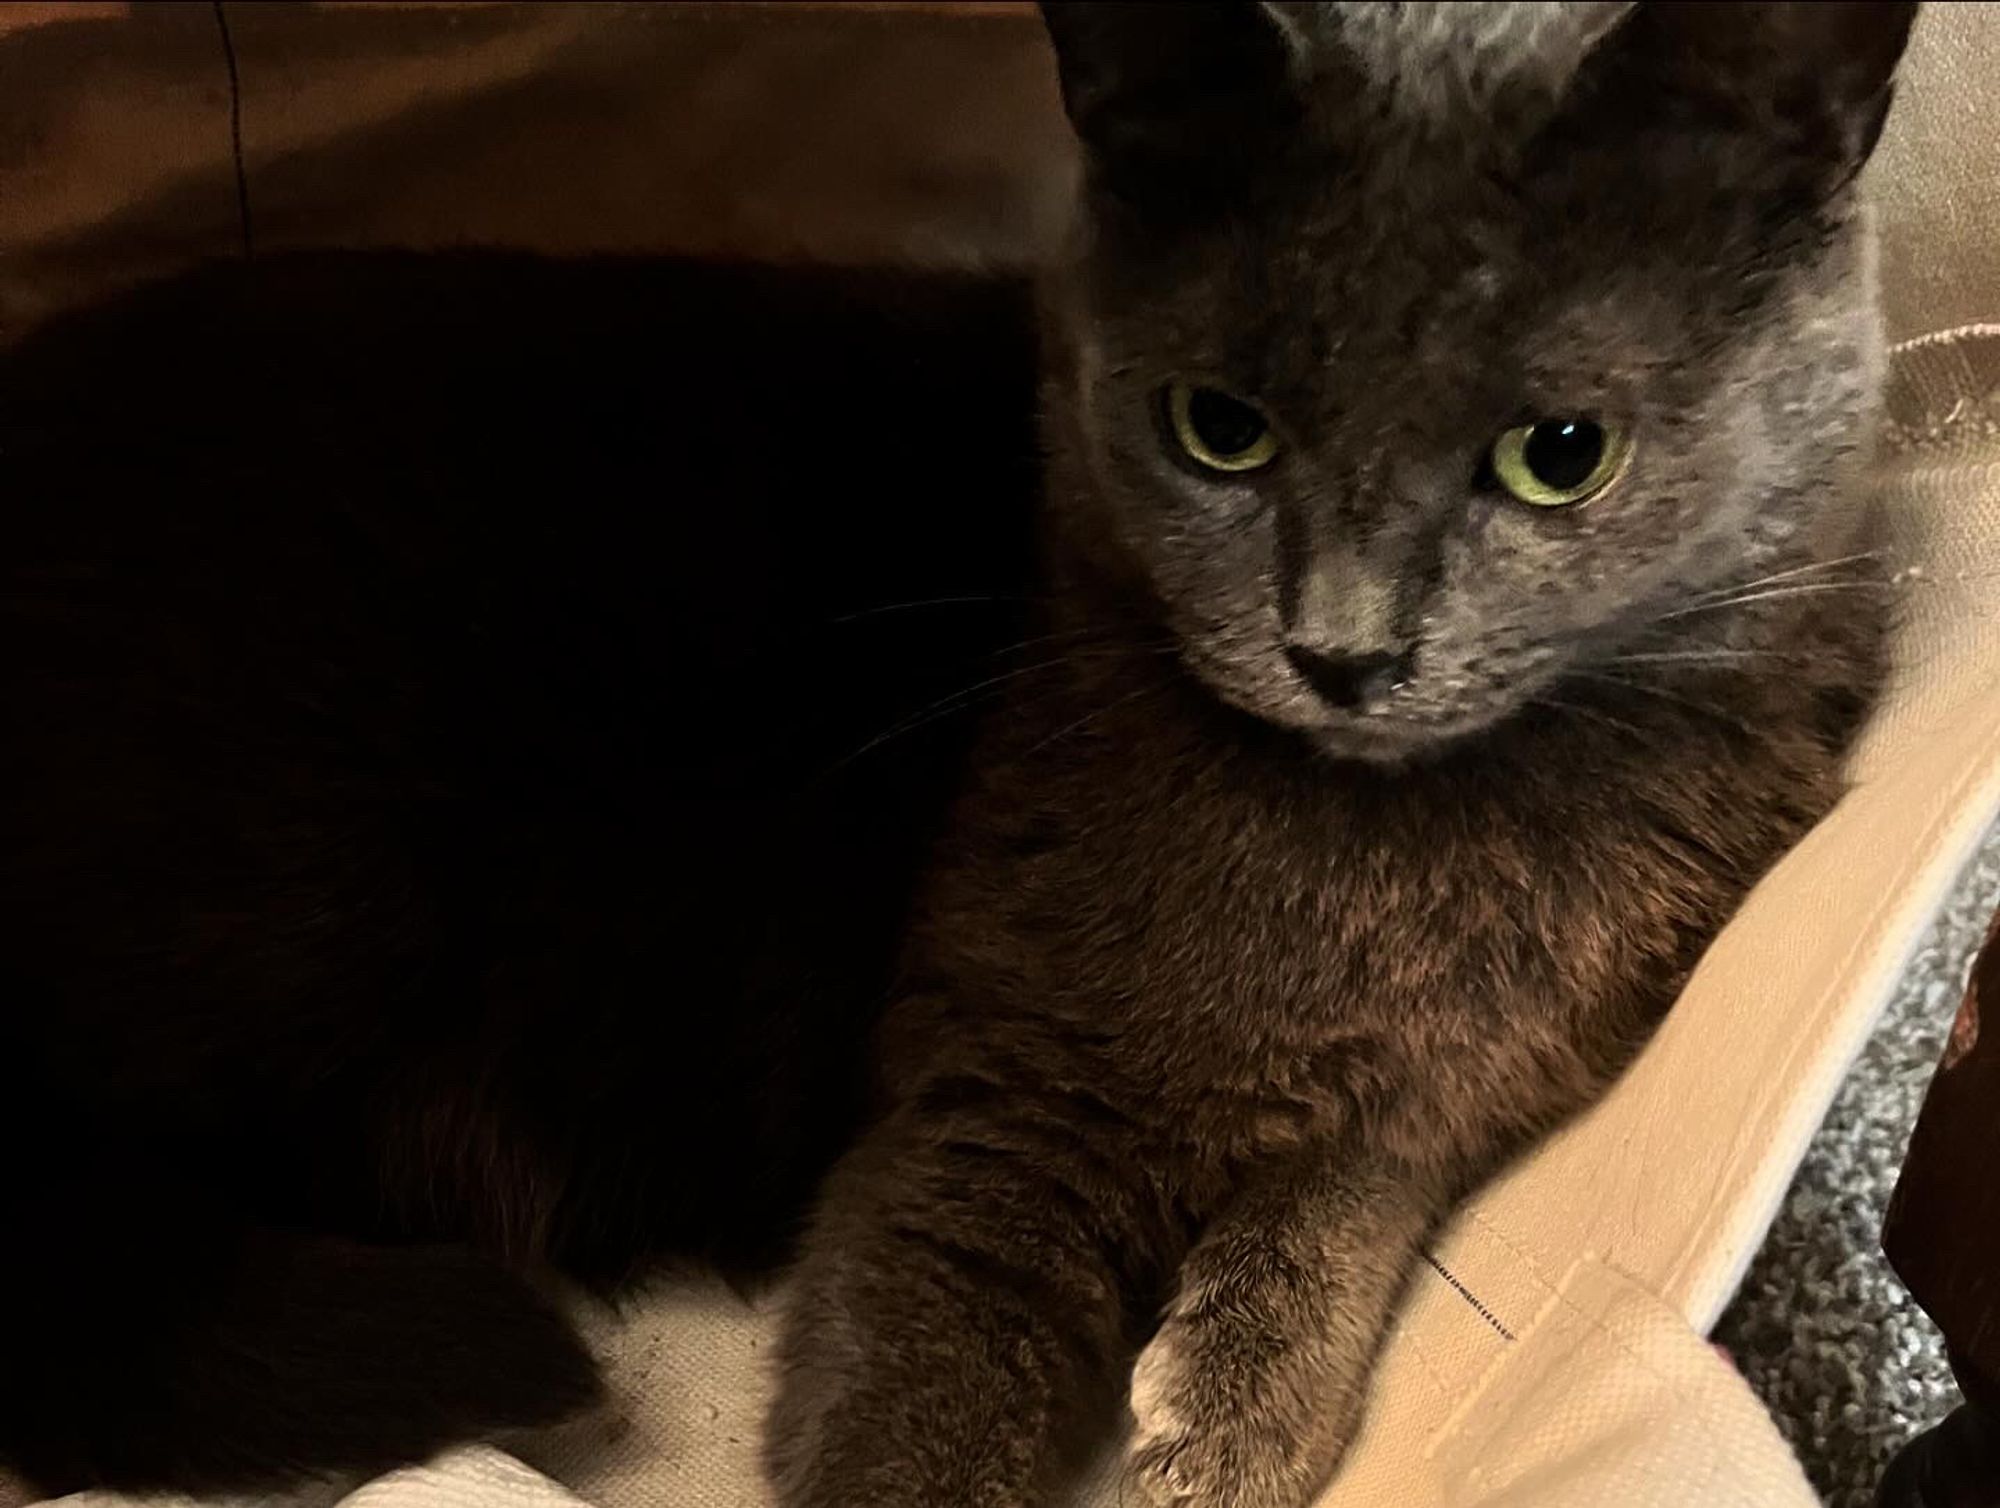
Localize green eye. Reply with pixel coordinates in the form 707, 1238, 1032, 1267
1166, 380, 1280, 474
1490, 419, 1631, 508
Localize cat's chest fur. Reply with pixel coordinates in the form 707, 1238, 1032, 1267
895, 621, 1858, 1195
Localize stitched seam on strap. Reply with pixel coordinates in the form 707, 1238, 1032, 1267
1421, 1251, 1516, 1342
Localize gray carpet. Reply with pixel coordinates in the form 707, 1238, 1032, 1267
1716, 818, 2000, 1508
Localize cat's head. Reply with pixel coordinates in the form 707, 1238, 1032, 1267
1038, 0, 1915, 763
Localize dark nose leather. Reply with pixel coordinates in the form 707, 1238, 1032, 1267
1284, 646, 1408, 710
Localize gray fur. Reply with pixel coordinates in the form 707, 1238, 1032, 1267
767, 5, 1916, 1505
1279, 3, 1628, 122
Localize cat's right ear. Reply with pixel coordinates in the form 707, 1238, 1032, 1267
1560, 1, 1918, 194
1039, 1, 1304, 218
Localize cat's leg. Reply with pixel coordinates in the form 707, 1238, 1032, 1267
766, 1102, 1162, 1508
1123, 1147, 1443, 1508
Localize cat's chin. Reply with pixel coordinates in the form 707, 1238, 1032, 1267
1186, 668, 1516, 768
1176, 652, 1524, 767
1293, 708, 1513, 768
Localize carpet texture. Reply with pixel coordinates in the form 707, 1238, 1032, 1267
1717, 818, 2000, 1508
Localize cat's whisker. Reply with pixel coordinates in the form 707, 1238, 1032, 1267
1018, 679, 1175, 761
1606, 648, 1793, 669
816, 658, 1092, 779
1530, 696, 1649, 744
1676, 551, 1885, 610
981, 624, 1144, 662
1567, 669, 1763, 737
815, 643, 1175, 783
1652, 579, 1901, 623
824, 594, 1038, 626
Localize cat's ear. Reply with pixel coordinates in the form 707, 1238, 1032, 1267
1568, 2, 1917, 185
1039, 1, 1305, 216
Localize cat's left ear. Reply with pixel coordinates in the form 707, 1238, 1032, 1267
1039, 1, 1306, 217
1566, 1, 1918, 188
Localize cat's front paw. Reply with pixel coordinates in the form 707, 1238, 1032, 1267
1125, 1319, 1255, 1508
1124, 1324, 1209, 1505
1121, 1293, 1351, 1508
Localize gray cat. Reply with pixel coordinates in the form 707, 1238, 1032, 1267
767, 4, 1913, 1505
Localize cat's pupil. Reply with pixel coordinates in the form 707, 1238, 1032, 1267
1188, 388, 1267, 456
1522, 420, 1605, 491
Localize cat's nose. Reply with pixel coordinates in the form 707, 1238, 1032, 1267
1284, 645, 1410, 711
